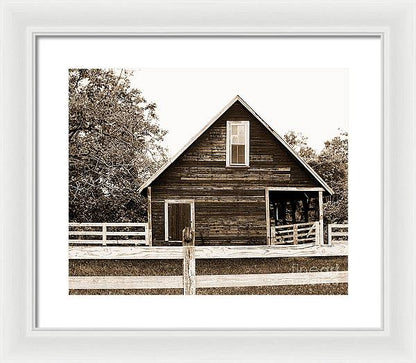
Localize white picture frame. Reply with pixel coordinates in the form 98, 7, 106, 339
1, 0, 415, 361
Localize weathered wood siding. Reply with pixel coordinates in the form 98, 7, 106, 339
150, 100, 321, 245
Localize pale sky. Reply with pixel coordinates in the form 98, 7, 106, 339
131, 68, 348, 156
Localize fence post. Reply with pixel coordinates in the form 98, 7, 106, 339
102, 223, 107, 246
143, 223, 149, 246
293, 224, 298, 245
265, 188, 271, 245
314, 222, 319, 246
328, 224, 333, 246
183, 227, 196, 295
318, 191, 324, 245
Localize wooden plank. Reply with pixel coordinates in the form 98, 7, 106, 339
69, 246, 184, 259
331, 224, 349, 228
147, 187, 152, 246
315, 222, 319, 245
328, 223, 333, 246
282, 231, 316, 239
275, 228, 314, 236
102, 224, 107, 246
69, 240, 105, 244
195, 244, 348, 258
196, 271, 348, 288
293, 224, 298, 245
181, 198, 263, 203
272, 239, 316, 246
69, 223, 105, 227
183, 245, 195, 294
265, 188, 270, 245
69, 239, 147, 245
105, 232, 146, 236
69, 231, 104, 236
68, 271, 348, 290
69, 223, 148, 227
69, 276, 183, 289
69, 232, 145, 237
267, 187, 325, 192
68, 243, 348, 260
182, 227, 196, 295
318, 191, 324, 245
272, 237, 317, 245
331, 232, 348, 237
164, 201, 169, 241
180, 176, 290, 182
275, 221, 315, 229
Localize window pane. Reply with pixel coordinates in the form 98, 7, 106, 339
231, 145, 246, 164
230, 125, 245, 143
237, 125, 245, 143
231, 145, 239, 164
237, 145, 245, 163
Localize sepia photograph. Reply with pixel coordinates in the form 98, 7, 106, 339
68, 67, 348, 295
4, 0, 415, 360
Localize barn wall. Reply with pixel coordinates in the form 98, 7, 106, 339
150, 101, 321, 246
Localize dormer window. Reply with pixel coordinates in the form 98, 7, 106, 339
226, 121, 250, 167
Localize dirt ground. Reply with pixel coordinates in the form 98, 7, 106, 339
69, 256, 348, 295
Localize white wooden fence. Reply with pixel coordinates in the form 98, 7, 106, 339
273, 221, 319, 245
69, 223, 149, 246
328, 224, 348, 246
69, 241, 348, 294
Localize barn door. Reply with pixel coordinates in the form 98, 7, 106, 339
165, 201, 194, 242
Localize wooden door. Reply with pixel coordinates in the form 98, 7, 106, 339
167, 202, 192, 241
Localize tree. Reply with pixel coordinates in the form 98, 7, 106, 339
284, 131, 317, 161
69, 68, 168, 222
284, 130, 348, 223
314, 131, 348, 223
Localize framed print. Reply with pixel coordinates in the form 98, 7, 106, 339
1, 0, 415, 362
40, 37, 373, 330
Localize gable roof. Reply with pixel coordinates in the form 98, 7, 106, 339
139, 95, 334, 195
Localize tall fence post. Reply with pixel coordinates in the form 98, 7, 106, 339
328, 224, 333, 246
102, 223, 107, 246
183, 227, 196, 295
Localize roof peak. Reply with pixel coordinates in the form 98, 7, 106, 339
139, 96, 333, 195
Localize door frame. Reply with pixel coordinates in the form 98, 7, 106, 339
164, 199, 195, 242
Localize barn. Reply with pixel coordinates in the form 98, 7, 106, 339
139, 95, 334, 246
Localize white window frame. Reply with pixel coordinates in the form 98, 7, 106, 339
164, 199, 195, 242
226, 120, 250, 167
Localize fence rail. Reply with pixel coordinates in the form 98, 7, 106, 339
69, 271, 348, 290
69, 222, 149, 246
69, 242, 348, 260
328, 224, 348, 246
273, 221, 319, 245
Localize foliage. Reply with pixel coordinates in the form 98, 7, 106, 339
283, 131, 317, 161
284, 130, 348, 223
69, 69, 168, 222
